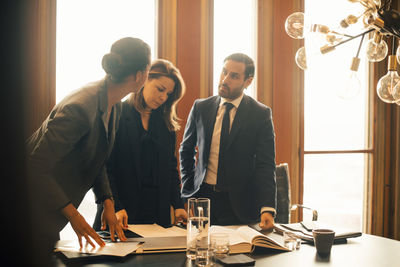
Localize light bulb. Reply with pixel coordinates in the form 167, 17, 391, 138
302, 27, 336, 70
338, 57, 361, 99
340, 14, 359, 28
310, 24, 330, 36
366, 32, 388, 62
391, 81, 400, 105
325, 22, 346, 45
396, 43, 400, 65
325, 31, 344, 45
377, 71, 399, 103
295, 46, 307, 70
285, 12, 305, 39
377, 55, 398, 103
306, 24, 336, 54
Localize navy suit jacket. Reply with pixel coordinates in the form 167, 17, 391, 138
179, 95, 276, 223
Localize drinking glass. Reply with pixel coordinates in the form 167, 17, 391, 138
186, 198, 210, 260
195, 248, 214, 266
210, 233, 230, 258
283, 231, 301, 250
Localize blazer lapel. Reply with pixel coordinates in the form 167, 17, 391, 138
107, 107, 117, 153
98, 80, 110, 145
226, 95, 249, 150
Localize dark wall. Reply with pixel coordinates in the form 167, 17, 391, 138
1, 1, 53, 266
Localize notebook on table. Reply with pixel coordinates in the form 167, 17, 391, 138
274, 222, 362, 244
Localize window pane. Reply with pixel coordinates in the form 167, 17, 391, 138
303, 154, 365, 231
57, 0, 156, 239
213, 0, 256, 97
304, 0, 368, 151
303, 0, 370, 232
56, 0, 155, 102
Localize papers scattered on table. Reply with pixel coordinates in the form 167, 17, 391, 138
55, 239, 141, 257
55, 224, 187, 258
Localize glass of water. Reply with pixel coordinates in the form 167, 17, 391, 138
195, 248, 214, 266
283, 231, 301, 250
186, 198, 210, 260
210, 233, 230, 258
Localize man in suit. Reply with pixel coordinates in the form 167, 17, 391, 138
179, 53, 276, 229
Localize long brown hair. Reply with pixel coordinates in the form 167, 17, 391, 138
128, 59, 186, 131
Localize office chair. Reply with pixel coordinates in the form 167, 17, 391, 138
275, 163, 318, 224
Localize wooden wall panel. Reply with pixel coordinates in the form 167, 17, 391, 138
25, 0, 56, 137
176, 0, 203, 150
157, 0, 177, 64
370, 25, 400, 240
256, 0, 274, 107
271, 0, 304, 219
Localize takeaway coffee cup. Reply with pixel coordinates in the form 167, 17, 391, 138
312, 229, 335, 255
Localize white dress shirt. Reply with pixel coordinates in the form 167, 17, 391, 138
204, 94, 243, 185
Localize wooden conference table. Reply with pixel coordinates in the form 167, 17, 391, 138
55, 234, 400, 267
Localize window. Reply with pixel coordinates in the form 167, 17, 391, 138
56, 0, 156, 239
213, 0, 257, 97
56, 0, 156, 102
303, 0, 371, 231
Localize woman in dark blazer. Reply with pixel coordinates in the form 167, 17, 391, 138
94, 59, 187, 229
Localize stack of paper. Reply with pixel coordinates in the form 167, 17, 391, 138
127, 223, 186, 237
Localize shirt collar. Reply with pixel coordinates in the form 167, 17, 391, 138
220, 93, 244, 109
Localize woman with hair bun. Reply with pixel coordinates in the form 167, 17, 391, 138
26, 37, 151, 248
93, 59, 188, 230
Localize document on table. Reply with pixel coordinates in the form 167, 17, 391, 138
127, 223, 187, 237
55, 239, 141, 257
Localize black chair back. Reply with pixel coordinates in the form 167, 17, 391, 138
275, 163, 291, 224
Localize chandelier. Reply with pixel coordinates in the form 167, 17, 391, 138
285, 0, 400, 104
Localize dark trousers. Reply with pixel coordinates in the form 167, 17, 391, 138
194, 183, 242, 225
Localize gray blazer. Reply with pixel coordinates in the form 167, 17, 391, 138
26, 79, 121, 234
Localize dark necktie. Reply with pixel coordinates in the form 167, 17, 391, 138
216, 102, 234, 190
